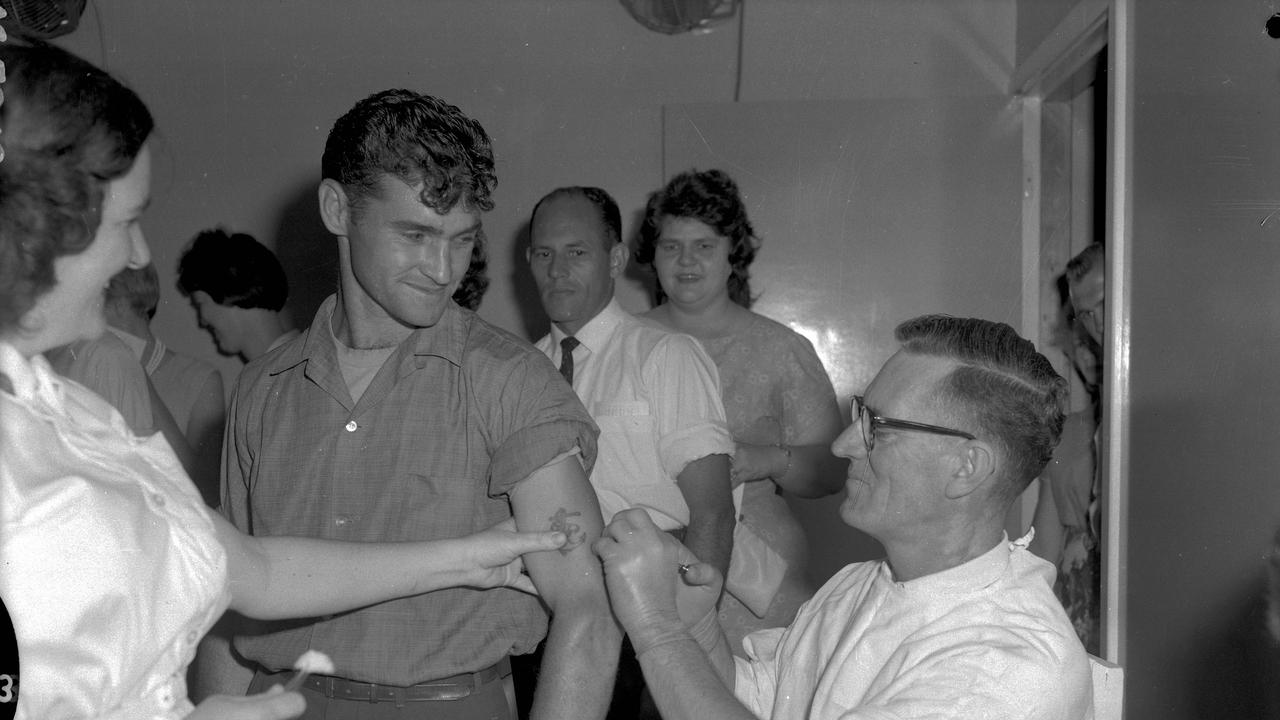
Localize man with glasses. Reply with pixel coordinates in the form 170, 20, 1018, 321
593, 315, 1092, 720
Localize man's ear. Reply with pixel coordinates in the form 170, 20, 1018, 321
608, 241, 629, 278
318, 179, 351, 236
944, 440, 997, 500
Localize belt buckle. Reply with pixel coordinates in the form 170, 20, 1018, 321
419, 679, 475, 702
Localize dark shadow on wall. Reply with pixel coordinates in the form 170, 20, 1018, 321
507, 220, 547, 341
272, 182, 338, 329
1189, 573, 1280, 719
624, 206, 659, 308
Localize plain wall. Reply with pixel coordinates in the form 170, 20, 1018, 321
1122, 2, 1280, 716
1015, 0, 1084, 69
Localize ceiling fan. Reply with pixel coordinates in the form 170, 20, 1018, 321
620, 0, 739, 35
0, 0, 86, 40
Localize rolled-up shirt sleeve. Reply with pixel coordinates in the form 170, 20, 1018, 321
643, 334, 734, 479
487, 352, 599, 497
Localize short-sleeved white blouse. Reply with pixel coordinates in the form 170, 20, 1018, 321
0, 342, 229, 720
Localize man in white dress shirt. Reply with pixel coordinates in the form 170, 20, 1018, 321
525, 186, 736, 719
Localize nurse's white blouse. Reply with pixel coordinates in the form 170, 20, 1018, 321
0, 343, 229, 720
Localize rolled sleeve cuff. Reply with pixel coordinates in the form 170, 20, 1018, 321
658, 420, 734, 480
489, 418, 599, 496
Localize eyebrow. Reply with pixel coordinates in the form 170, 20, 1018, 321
387, 219, 482, 237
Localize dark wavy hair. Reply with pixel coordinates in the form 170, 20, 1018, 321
896, 315, 1069, 499
452, 239, 489, 311
321, 89, 496, 216
176, 228, 289, 311
0, 42, 153, 335
635, 169, 760, 309
322, 89, 495, 311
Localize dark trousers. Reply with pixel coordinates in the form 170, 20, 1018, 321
511, 638, 659, 720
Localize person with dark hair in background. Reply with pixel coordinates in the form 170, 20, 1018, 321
525, 185, 735, 719
104, 264, 225, 506
176, 228, 303, 702
0, 41, 573, 720
595, 315, 1092, 720
635, 169, 844, 653
222, 90, 618, 720
177, 228, 300, 362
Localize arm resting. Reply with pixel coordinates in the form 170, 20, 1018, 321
676, 453, 735, 578
213, 512, 563, 619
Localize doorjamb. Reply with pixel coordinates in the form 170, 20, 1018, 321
1011, 0, 1132, 667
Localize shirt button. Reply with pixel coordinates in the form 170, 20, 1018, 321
152, 493, 166, 507
345, 420, 358, 432
335, 515, 352, 527
156, 680, 175, 709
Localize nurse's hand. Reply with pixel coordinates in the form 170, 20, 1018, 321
188, 684, 304, 720
458, 517, 568, 594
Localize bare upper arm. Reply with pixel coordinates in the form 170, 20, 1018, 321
509, 454, 610, 614
208, 508, 267, 613
675, 453, 733, 514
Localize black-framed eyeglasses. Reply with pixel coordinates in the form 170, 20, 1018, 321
851, 395, 975, 452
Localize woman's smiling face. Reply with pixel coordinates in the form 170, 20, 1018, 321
651, 216, 732, 311
19, 145, 152, 355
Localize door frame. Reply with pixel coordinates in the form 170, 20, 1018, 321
1011, 0, 1133, 666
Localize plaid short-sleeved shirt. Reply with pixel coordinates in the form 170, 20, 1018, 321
223, 296, 597, 686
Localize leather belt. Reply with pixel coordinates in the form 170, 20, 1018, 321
294, 657, 510, 703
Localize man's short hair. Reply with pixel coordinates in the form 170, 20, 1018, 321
176, 228, 289, 311
321, 89, 496, 216
107, 264, 160, 320
530, 186, 622, 247
896, 315, 1068, 497
1065, 243, 1104, 285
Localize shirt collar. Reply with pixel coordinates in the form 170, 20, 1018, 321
105, 326, 147, 361
1, 342, 65, 409
267, 328, 301, 355
549, 297, 627, 356
886, 532, 1019, 595
267, 294, 468, 375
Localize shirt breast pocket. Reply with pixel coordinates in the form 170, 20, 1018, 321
590, 401, 664, 487
592, 400, 651, 420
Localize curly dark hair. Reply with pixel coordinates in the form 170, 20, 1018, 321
452, 238, 490, 311
176, 228, 290, 312
321, 89, 496, 216
896, 314, 1069, 499
322, 89, 495, 311
0, 42, 153, 335
635, 168, 760, 309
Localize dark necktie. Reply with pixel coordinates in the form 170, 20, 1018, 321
559, 336, 580, 386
